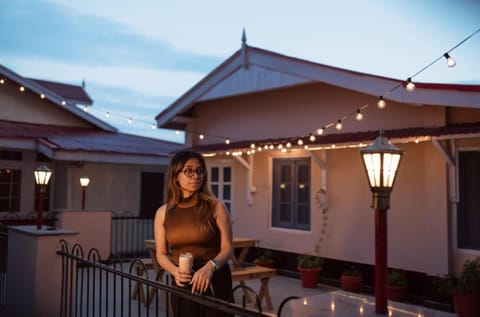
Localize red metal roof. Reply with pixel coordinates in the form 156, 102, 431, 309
0, 120, 181, 157
187, 122, 480, 153
29, 78, 93, 105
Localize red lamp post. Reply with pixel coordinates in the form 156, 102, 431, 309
80, 177, 90, 210
360, 131, 403, 314
34, 165, 53, 230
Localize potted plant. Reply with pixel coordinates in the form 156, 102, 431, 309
436, 256, 480, 317
387, 269, 408, 302
254, 248, 275, 268
297, 253, 324, 288
340, 265, 362, 293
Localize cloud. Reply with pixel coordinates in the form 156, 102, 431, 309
0, 56, 204, 98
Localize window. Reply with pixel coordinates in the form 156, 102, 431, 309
458, 151, 480, 250
210, 166, 232, 212
0, 169, 21, 212
272, 157, 311, 230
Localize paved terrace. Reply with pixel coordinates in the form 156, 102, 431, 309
1, 272, 457, 317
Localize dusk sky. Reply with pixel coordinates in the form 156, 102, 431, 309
1, 0, 479, 143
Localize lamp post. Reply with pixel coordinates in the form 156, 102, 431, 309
80, 177, 90, 210
360, 131, 403, 314
34, 165, 53, 230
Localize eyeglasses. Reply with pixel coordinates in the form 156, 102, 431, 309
181, 168, 205, 178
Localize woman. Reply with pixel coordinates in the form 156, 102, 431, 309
154, 150, 234, 316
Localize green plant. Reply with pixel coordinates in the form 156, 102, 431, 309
342, 265, 361, 277
388, 269, 408, 287
256, 248, 273, 261
436, 256, 480, 295
297, 253, 324, 268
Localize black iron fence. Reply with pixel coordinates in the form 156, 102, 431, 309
111, 211, 154, 259
57, 240, 293, 317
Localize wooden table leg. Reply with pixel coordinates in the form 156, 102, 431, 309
258, 277, 273, 310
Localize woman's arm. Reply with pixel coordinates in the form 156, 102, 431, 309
190, 201, 233, 293
154, 205, 191, 287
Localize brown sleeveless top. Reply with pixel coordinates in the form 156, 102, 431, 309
164, 204, 220, 267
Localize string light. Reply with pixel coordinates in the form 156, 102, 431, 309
377, 96, 386, 109
151, 123, 156, 129
444, 53, 456, 67
335, 120, 343, 130
405, 78, 416, 92
355, 109, 363, 121
2, 27, 478, 155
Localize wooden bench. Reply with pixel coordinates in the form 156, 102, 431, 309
231, 265, 276, 310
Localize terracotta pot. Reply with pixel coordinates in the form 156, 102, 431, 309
387, 285, 407, 302
298, 267, 322, 288
453, 292, 480, 317
341, 275, 362, 293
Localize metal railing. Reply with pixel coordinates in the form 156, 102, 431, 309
58, 241, 281, 317
111, 211, 153, 259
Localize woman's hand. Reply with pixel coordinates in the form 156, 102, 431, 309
172, 266, 192, 287
190, 263, 215, 294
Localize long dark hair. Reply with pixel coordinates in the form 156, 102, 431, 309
165, 150, 217, 234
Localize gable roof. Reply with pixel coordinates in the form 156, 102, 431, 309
0, 120, 181, 165
29, 78, 93, 106
0, 64, 115, 132
155, 44, 480, 130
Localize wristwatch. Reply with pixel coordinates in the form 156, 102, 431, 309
209, 259, 220, 270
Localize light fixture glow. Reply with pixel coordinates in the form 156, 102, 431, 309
225, 137, 230, 144
19, 86, 25, 92
80, 177, 90, 187
317, 128, 324, 135
199, 134, 204, 140
40, 93, 45, 99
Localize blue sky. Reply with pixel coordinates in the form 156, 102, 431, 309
1, 0, 479, 143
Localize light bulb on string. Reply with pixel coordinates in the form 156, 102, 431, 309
309, 134, 316, 142
250, 143, 255, 149
317, 127, 324, 135
225, 137, 230, 144
269, 144, 274, 150
335, 120, 342, 130
406, 78, 416, 92
355, 109, 363, 121
19, 86, 25, 92
175, 130, 180, 135
286, 142, 292, 148
444, 53, 456, 67
297, 139, 303, 146
83, 106, 88, 112
40, 93, 45, 99
199, 134, 204, 140
0, 78, 5, 84
105, 112, 110, 118
127, 117, 133, 124
151, 123, 156, 129
377, 96, 386, 109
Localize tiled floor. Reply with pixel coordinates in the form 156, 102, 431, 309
234, 274, 457, 317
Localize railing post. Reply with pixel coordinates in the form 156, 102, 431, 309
5, 226, 78, 317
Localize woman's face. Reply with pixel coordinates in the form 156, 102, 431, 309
176, 158, 205, 197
